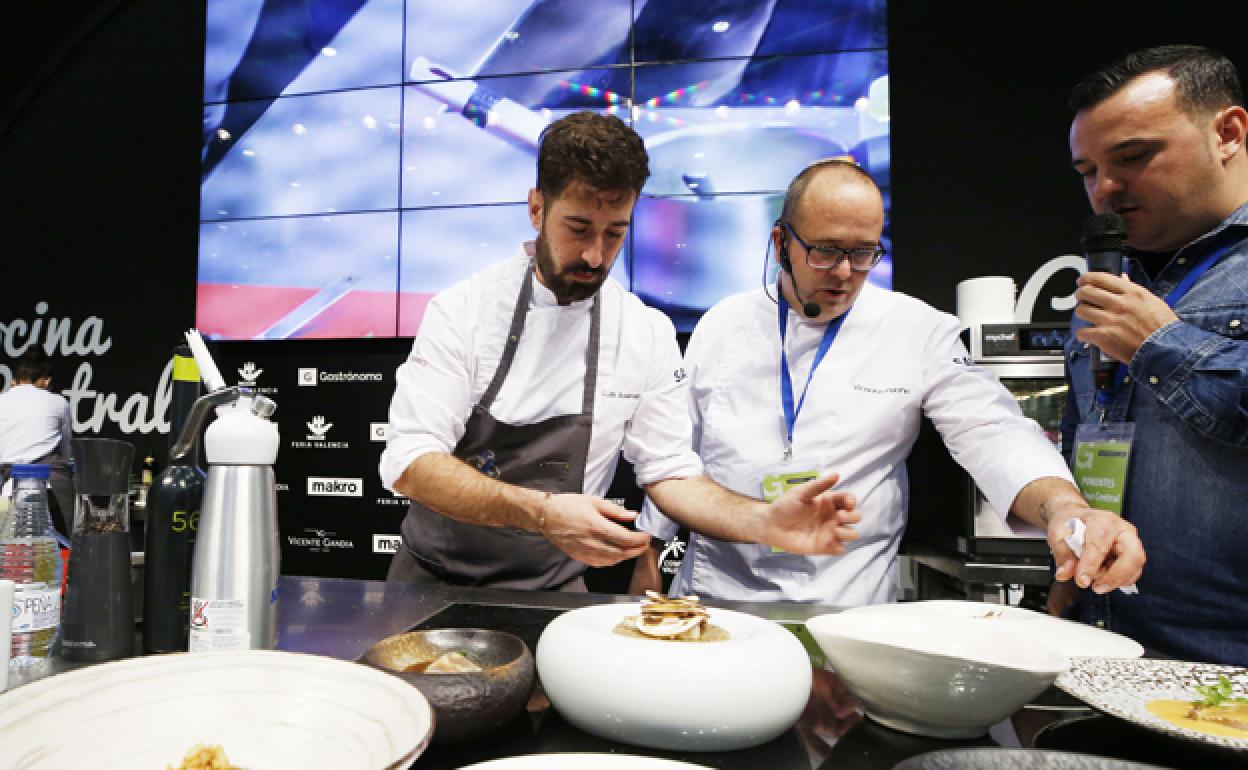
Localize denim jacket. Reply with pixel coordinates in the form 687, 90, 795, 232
1061, 202, 1248, 666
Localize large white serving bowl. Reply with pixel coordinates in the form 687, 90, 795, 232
805, 611, 1067, 739
536, 603, 812, 751
0, 650, 434, 770
842, 600, 1145, 659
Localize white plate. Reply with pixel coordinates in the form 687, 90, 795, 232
0, 650, 434, 769
461, 755, 713, 769
844, 600, 1144, 660
1057, 657, 1248, 751
536, 603, 811, 752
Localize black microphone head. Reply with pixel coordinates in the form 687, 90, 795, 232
1081, 212, 1127, 253
802, 301, 822, 318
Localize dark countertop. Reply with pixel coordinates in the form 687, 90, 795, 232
20, 576, 1223, 768
272, 576, 1056, 769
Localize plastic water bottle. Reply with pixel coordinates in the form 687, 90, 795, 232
1, 464, 64, 680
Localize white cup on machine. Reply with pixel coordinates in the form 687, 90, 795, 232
955, 275, 1017, 327
1, 578, 14, 692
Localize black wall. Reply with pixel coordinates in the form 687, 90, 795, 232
888, 1, 1248, 314
4, 0, 1246, 578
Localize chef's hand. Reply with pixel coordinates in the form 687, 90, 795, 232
1044, 498, 1146, 594
539, 494, 651, 567
1074, 271, 1178, 363
758, 474, 860, 554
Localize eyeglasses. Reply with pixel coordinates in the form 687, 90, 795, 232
781, 222, 884, 272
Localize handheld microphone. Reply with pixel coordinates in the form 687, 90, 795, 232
778, 239, 822, 318
1081, 212, 1127, 389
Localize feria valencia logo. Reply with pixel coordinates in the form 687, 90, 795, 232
306, 415, 333, 440
238, 362, 263, 384
291, 415, 347, 449
297, 367, 383, 386
306, 477, 363, 497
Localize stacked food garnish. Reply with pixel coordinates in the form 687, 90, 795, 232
631, 591, 715, 641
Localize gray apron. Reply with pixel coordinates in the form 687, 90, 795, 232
391, 264, 601, 590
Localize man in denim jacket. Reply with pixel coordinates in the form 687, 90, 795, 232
1064, 45, 1248, 665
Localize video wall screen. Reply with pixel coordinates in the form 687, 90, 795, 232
198, 0, 890, 338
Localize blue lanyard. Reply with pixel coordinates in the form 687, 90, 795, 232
778, 291, 848, 458
1095, 240, 1233, 408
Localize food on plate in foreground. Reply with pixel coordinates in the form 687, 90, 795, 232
1147, 675, 1248, 739
167, 744, 242, 770
613, 592, 729, 642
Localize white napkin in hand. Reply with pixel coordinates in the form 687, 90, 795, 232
1064, 518, 1139, 595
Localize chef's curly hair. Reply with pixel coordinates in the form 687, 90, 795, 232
536, 111, 649, 201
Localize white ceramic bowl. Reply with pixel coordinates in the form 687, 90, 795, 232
805, 611, 1067, 739
0, 650, 434, 769
843, 600, 1145, 659
536, 603, 812, 751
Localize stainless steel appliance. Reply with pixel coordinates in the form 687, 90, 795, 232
902, 322, 1071, 599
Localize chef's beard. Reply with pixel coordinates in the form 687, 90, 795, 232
534, 232, 607, 303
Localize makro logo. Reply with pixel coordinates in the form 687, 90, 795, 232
373, 534, 402, 554
297, 367, 317, 387
307, 477, 363, 497
370, 422, 388, 442
291, 415, 348, 449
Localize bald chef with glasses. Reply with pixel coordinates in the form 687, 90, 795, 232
634, 158, 1146, 606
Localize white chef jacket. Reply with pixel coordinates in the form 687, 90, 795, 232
0, 383, 72, 463
380, 246, 703, 497
637, 283, 1072, 605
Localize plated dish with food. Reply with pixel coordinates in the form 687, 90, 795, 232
0, 650, 434, 769
535, 594, 811, 751
1057, 657, 1248, 750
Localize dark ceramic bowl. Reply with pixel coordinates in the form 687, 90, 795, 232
359, 628, 534, 744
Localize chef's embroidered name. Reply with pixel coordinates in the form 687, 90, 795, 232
853, 384, 911, 395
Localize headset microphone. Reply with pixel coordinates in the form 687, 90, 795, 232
778, 236, 823, 318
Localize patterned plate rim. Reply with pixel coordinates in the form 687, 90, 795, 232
1056, 657, 1248, 751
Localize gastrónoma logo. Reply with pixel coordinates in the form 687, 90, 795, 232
306, 477, 363, 497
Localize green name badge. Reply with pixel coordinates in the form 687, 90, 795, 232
1072, 422, 1135, 516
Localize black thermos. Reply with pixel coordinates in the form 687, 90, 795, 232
142, 345, 205, 652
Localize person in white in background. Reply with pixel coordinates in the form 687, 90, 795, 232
633, 159, 1146, 604
0, 349, 74, 537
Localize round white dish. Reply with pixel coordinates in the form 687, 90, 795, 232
536, 603, 811, 751
461, 754, 713, 769
806, 611, 1067, 739
0, 650, 434, 769
1056, 657, 1248, 751
843, 600, 1144, 660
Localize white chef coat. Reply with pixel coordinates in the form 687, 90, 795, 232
637, 283, 1072, 605
0, 383, 72, 463
380, 246, 703, 496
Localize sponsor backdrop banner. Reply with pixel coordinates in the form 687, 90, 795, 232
210, 339, 409, 579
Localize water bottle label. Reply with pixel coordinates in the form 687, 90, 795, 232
188, 597, 250, 652
12, 583, 61, 633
